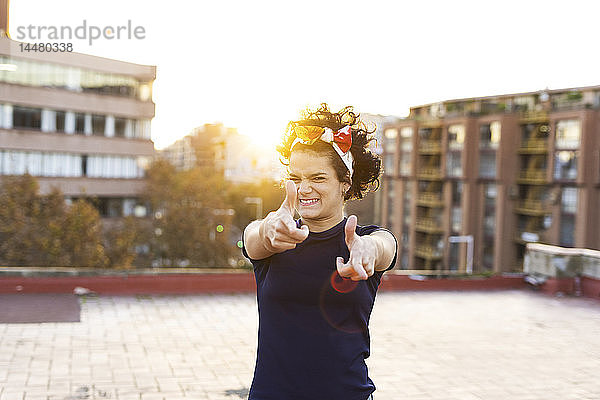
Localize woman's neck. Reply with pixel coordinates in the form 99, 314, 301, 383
300, 211, 345, 233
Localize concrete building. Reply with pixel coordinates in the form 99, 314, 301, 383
381, 85, 600, 273
350, 112, 402, 225
0, 33, 155, 218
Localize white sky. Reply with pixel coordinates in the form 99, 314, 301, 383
8, 0, 600, 150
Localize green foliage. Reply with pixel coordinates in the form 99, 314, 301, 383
142, 161, 235, 267
225, 178, 285, 229
0, 164, 287, 269
0, 175, 107, 267
61, 200, 108, 267
141, 160, 285, 268
103, 216, 139, 269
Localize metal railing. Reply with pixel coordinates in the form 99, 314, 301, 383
418, 141, 442, 153
518, 170, 547, 183
519, 138, 548, 152
414, 245, 443, 260
417, 193, 444, 207
417, 168, 443, 179
415, 218, 444, 233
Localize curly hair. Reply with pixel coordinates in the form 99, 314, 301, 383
277, 103, 381, 201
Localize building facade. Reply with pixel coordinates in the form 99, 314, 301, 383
0, 36, 156, 218
381, 86, 600, 273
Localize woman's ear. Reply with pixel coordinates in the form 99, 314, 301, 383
342, 182, 350, 196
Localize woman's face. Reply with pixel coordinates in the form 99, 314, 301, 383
288, 149, 348, 226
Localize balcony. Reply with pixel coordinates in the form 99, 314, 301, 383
518, 138, 548, 154
517, 170, 547, 184
418, 141, 442, 154
415, 217, 444, 233
417, 168, 443, 180
414, 245, 443, 260
514, 199, 548, 216
519, 110, 549, 123
417, 193, 444, 207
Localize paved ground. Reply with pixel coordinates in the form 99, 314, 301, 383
0, 289, 599, 400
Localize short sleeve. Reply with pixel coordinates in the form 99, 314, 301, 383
356, 224, 397, 272
240, 233, 271, 272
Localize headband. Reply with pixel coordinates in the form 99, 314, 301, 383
291, 125, 354, 177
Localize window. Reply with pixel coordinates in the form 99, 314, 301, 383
114, 117, 127, 137
74, 113, 86, 134
384, 128, 398, 139
13, 106, 41, 130
482, 242, 494, 271
483, 184, 497, 237
0, 150, 82, 177
554, 151, 578, 180
513, 96, 535, 111
55, 111, 66, 132
480, 122, 501, 149
399, 127, 413, 176
386, 181, 396, 230
448, 124, 465, 150
134, 120, 151, 139
451, 206, 462, 233
560, 215, 576, 247
399, 154, 411, 176
403, 183, 412, 226
384, 155, 396, 176
479, 152, 496, 178
418, 127, 438, 141
400, 127, 413, 145
447, 152, 462, 177
400, 252, 409, 269
561, 187, 577, 213
448, 244, 459, 271
559, 187, 577, 246
0, 56, 147, 100
107, 198, 123, 218
0, 150, 145, 178
81, 155, 88, 176
555, 120, 581, 149
452, 181, 463, 205
91, 114, 105, 136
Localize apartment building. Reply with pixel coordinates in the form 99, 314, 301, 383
381, 86, 600, 273
0, 35, 156, 218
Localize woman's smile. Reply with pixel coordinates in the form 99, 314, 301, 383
299, 198, 320, 206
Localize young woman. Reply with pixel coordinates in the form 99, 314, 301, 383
242, 104, 397, 400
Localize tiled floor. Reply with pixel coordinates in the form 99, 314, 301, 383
1, 290, 599, 399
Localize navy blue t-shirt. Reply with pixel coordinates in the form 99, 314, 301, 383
242, 216, 397, 400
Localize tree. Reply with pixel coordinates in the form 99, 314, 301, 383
60, 199, 108, 267
0, 175, 107, 267
142, 160, 235, 267
103, 216, 139, 269
225, 178, 285, 231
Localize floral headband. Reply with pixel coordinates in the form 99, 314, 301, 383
291, 125, 354, 177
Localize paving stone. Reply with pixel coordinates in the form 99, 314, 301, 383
1, 290, 599, 399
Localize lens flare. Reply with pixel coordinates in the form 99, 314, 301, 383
329, 270, 358, 294
318, 272, 366, 334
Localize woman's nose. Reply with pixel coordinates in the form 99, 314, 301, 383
298, 179, 311, 193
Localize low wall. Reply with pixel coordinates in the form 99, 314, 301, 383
524, 243, 600, 299
0, 268, 527, 295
